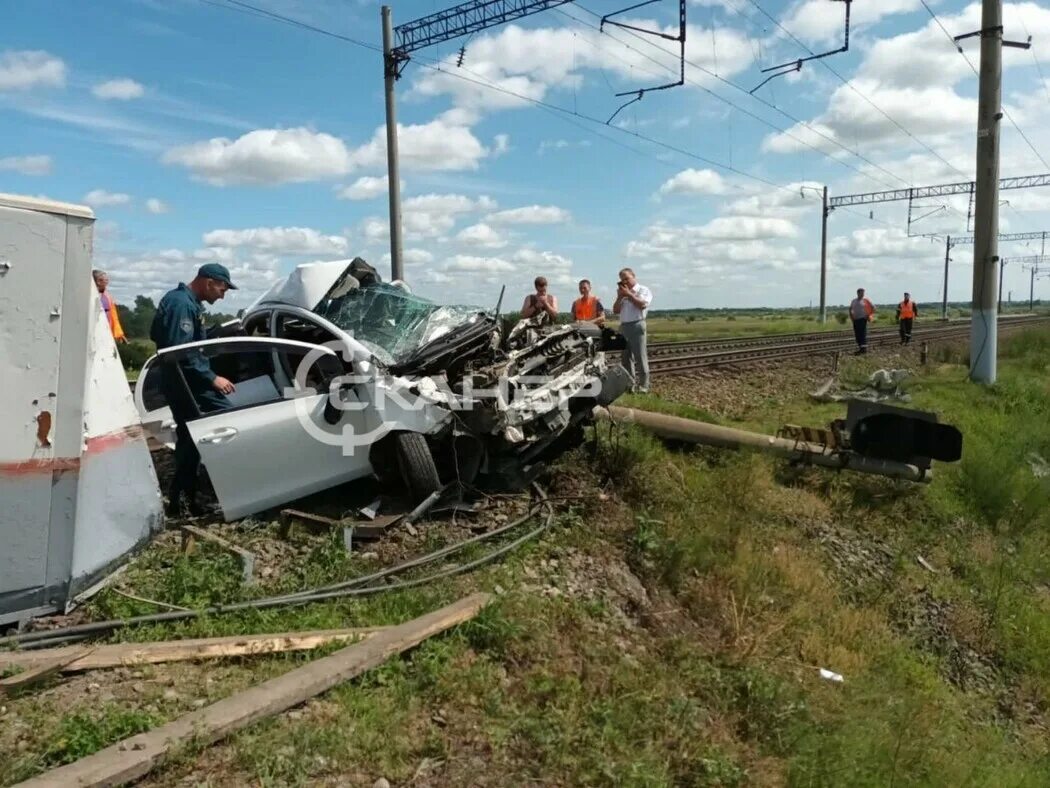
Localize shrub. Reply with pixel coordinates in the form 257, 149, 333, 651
117, 339, 154, 370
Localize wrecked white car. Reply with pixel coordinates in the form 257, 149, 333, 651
136, 258, 630, 520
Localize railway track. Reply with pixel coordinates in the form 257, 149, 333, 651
649, 315, 1050, 376
647, 314, 1042, 358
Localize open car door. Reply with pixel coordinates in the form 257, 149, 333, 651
136, 337, 373, 520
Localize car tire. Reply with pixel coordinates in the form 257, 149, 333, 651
394, 432, 442, 502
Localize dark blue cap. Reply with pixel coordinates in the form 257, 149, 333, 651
197, 263, 237, 289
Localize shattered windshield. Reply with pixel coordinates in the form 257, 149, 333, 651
315, 283, 488, 365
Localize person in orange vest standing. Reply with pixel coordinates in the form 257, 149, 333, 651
93, 269, 126, 344
849, 287, 875, 354
896, 292, 917, 345
570, 279, 606, 325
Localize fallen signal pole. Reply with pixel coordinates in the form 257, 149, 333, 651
598, 402, 963, 484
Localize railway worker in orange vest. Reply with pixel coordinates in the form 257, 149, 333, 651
570, 279, 606, 325
896, 292, 918, 345
849, 287, 875, 354
93, 269, 126, 344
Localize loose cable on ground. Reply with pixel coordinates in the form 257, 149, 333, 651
0, 486, 553, 650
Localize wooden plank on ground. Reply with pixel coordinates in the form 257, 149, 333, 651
278, 508, 338, 537
0, 627, 388, 674
15, 593, 491, 788
0, 648, 90, 697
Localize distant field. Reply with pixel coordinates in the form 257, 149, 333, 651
628, 305, 1044, 343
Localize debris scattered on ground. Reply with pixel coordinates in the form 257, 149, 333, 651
0, 627, 386, 677
1027, 452, 1049, 479
17, 594, 490, 788
810, 368, 912, 403
917, 555, 938, 573
818, 668, 844, 683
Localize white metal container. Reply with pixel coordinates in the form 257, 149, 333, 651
0, 193, 163, 626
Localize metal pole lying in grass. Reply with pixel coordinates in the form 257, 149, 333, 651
597, 406, 932, 483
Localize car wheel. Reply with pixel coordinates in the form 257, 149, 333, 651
394, 432, 442, 502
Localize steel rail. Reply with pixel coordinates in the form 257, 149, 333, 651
649, 317, 1050, 375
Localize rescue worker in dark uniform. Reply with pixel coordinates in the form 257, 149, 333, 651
150, 263, 237, 516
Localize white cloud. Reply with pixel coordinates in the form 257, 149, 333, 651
493, 133, 511, 156
829, 227, 946, 261
456, 222, 508, 249
348, 115, 489, 172
0, 154, 52, 176
361, 217, 389, 245
624, 220, 802, 274
337, 175, 390, 201
658, 168, 728, 197
538, 139, 592, 154
0, 50, 65, 91
487, 205, 570, 225
412, 21, 754, 114
145, 197, 169, 214
404, 248, 434, 266
696, 216, 799, 241
83, 189, 131, 207
783, 0, 922, 45
441, 255, 516, 273
92, 78, 145, 100
396, 193, 497, 239
761, 3, 1050, 158
163, 127, 351, 186
201, 227, 349, 256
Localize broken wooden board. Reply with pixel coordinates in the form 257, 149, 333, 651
16, 593, 491, 788
0, 627, 388, 675
0, 648, 90, 697
181, 524, 255, 584
280, 507, 404, 544
278, 508, 339, 537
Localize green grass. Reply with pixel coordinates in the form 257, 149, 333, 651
5, 327, 1050, 786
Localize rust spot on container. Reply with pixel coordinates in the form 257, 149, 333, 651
36, 410, 52, 447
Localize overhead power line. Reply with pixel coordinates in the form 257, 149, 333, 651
568, 3, 913, 190
201, 0, 808, 198
918, 0, 1050, 171
745, 0, 970, 180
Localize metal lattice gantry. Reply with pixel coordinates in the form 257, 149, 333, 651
950, 231, 1049, 246
816, 172, 1050, 325
381, 0, 579, 281
828, 173, 1050, 209
391, 0, 576, 66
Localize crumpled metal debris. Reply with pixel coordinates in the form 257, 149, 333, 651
810, 369, 912, 404
1027, 452, 1050, 479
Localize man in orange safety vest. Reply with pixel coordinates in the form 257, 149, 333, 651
93, 269, 126, 344
896, 292, 917, 345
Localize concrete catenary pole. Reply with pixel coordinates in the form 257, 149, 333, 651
381, 6, 405, 283
1031, 266, 1037, 312
998, 260, 1005, 314
819, 185, 829, 324
969, 0, 1003, 383
942, 235, 951, 320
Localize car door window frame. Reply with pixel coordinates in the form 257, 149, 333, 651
136, 337, 341, 424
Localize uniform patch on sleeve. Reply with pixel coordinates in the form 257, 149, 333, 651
179, 318, 193, 333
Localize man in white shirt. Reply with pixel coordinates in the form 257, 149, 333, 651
613, 267, 653, 393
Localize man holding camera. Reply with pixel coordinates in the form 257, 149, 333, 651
521, 276, 559, 324
613, 267, 653, 393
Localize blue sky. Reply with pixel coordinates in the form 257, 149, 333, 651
2, 0, 1050, 312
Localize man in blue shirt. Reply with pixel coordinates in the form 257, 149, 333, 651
150, 263, 237, 516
